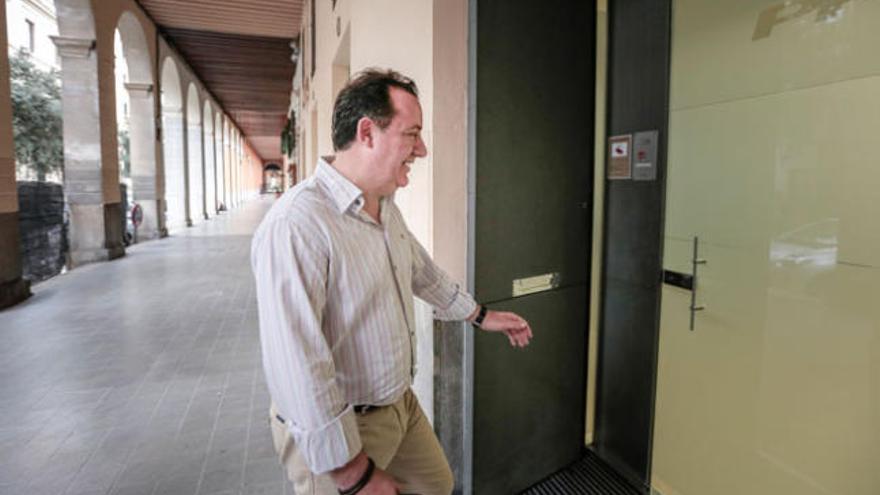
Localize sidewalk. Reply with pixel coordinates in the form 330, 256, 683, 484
0, 196, 287, 495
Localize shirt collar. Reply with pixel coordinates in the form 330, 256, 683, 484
315, 156, 365, 214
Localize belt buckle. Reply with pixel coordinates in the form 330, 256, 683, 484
354, 404, 374, 415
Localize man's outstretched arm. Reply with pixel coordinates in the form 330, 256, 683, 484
407, 228, 533, 347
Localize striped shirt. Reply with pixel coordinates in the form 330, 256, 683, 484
250, 158, 477, 473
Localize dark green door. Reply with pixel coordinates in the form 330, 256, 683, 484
473, 1, 594, 493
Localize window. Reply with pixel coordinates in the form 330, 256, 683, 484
26, 19, 35, 53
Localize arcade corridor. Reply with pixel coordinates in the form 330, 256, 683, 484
0, 197, 287, 495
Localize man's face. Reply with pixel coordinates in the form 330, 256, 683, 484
370, 87, 427, 196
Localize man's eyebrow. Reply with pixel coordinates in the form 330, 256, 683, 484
405, 124, 422, 132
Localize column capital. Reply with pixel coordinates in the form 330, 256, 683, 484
50, 36, 96, 59
124, 82, 154, 98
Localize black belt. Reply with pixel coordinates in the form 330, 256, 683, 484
275, 404, 377, 424
353, 404, 377, 415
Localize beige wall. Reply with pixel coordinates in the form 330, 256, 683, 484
1, 0, 18, 214
431, 0, 469, 286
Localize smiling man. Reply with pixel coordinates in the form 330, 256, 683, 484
251, 69, 532, 495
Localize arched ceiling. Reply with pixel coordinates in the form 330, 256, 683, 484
137, 0, 303, 162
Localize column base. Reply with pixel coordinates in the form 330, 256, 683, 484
135, 226, 162, 241
0, 277, 32, 310
69, 246, 123, 266
136, 200, 162, 241
103, 203, 125, 260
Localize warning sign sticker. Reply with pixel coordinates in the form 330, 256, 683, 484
608, 134, 632, 180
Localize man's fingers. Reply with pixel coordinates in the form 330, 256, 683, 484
505, 327, 530, 347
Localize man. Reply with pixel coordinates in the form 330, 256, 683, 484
251, 69, 532, 495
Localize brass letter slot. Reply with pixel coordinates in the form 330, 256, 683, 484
512, 272, 560, 297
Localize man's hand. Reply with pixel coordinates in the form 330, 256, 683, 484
474, 309, 533, 347
331, 451, 399, 494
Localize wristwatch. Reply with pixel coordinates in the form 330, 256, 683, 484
473, 304, 488, 328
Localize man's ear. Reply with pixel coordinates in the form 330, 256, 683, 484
356, 117, 374, 148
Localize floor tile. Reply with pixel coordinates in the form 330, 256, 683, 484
0, 200, 275, 495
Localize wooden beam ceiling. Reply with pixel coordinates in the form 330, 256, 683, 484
138, 0, 303, 161
139, 0, 302, 38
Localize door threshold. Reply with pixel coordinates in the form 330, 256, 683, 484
521, 448, 645, 494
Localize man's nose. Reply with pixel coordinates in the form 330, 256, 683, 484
413, 136, 428, 157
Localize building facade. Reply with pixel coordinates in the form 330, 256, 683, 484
5, 0, 58, 70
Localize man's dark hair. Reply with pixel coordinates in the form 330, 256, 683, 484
331, 68, 419, 151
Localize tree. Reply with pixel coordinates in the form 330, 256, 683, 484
9, 50, 64, 182
118, 128, 130, 178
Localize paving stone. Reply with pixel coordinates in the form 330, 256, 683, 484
0, 200, 277, 495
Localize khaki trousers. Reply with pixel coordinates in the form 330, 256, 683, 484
270, 389, 453, 495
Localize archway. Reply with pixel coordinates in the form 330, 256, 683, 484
263, 163, 282, 193
160, 57, 185, 232
53, 0, 125, 264
185, 83, 203, 224
202, 101, 215, 217
115, 11, 158, 240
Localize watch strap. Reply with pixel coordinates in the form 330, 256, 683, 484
473, 304, 488, 327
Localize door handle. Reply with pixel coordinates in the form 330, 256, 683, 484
690, 236, 706, 331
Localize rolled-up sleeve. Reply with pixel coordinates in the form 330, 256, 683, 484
408, 231, 478, 321
251, 217, 361, 473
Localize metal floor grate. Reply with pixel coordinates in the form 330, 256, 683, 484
521, 450, 644, 495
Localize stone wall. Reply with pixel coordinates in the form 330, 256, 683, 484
17, 181, 66, 282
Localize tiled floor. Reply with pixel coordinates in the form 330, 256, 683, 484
0, 197, 289, 495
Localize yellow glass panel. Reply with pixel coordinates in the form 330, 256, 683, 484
653, 1, 880, 494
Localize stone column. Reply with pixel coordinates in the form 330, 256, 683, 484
214, 122, 224, 211
0, 2, 32, 308
52, 35, 124, 264
216, 122, 225, 211
228, 134, 235, 208
125, 82, 160, 240
186, 115, 202, 224
203, 125, 215, 219
235, 135, 241, 206
229, 134, 235, 208
162, 108, 187, 230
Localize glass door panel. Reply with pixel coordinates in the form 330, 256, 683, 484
652, 1, 880, 494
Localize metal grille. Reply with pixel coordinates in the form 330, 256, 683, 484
521, 450, 643, 495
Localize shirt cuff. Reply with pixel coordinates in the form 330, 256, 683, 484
287, 404, 363, 474
432, 288, 478, 322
